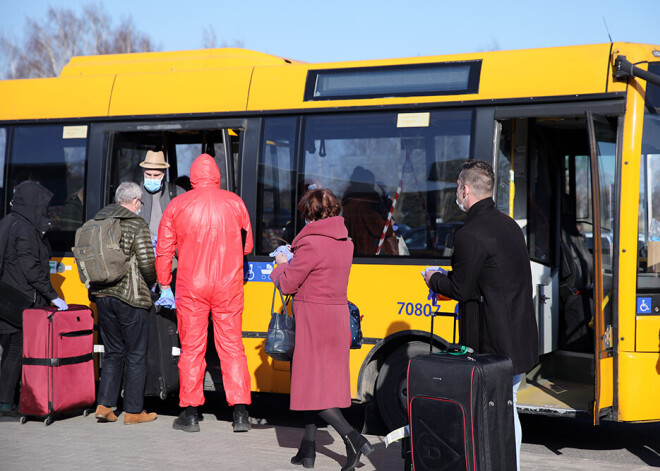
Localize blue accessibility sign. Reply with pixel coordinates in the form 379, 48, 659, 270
636, 297, 653, 314
246, 262, 275, 282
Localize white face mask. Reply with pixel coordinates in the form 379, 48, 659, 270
456, 196, 466, 213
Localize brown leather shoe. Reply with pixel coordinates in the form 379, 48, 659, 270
95, 405, 117, 423
124, 410, 157, 425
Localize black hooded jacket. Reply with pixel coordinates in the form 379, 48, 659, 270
0, 181, 58, 325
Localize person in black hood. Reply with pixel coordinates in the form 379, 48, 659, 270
0, 180, 68, 416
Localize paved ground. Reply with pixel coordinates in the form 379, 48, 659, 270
0, 393, 658, 470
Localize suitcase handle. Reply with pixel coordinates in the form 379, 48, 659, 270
435, 336, 474, 354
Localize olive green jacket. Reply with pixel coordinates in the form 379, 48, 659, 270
90, 204, 156, 309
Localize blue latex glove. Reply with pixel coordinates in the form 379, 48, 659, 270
155, 287, 176, 309
421, 267, 447, 306
151, 237, 157, 256
420, 266, 446, 278
269, 245, 293, 262
52, 297, 68, 311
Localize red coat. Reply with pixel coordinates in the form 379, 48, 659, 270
270, 216, 354, 410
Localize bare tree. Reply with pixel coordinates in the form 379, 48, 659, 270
202, 25, 244, 49
0, 2, 158, 79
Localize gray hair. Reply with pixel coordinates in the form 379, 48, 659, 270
115, 181, 142, 205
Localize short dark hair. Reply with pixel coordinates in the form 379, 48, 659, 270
458, 159, 494, 198
298, 188, 341, 221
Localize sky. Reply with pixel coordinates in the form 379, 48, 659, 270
0, 0, 659, 64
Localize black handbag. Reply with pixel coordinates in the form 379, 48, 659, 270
264, 281, 295, 361
0, 220, 35, 328
348, 301, 363, 349
0, 281, 35, 328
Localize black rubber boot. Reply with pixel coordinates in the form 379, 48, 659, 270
341, 429, 374, 471
232, 407, 251, 432
172, 406, 200, 433
290, 438, 316, 468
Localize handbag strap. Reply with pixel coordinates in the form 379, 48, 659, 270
272, 273, 292, 318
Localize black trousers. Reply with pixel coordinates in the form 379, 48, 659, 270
0, 331, 22, 404
96, 296, 150, 414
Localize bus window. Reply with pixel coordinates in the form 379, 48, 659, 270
257, 117, 297, 254
8, 125, 87, 254
109, 129, 228, 202
302, 110, 472, 257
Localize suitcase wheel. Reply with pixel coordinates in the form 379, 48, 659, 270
159, 391, 167, 400
19, 416, 27, 425
44, 416, 53, 426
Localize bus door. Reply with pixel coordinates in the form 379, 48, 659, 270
495, 108, 619, 420
586, 112, 618, 422
88, 118, 246, 390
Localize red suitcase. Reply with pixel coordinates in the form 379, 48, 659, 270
19, 305, 95, 425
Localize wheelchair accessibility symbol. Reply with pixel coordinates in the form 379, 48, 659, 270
636, 297, 652, 314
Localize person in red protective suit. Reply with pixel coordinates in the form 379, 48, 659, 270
155, 153, 254, 433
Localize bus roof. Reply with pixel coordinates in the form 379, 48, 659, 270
0, 42, 658, 121
59, 47, 299, 77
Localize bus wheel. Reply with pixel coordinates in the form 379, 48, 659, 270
375, 341, 429, 431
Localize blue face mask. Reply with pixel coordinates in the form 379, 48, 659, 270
144, 176, 163, 193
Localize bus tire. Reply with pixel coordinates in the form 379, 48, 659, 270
375, 341, 429, 431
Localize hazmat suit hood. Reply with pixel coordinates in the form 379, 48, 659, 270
190, 154, 221, 190
11, 180, 53, 235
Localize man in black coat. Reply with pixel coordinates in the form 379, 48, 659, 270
424, 159, 538, 471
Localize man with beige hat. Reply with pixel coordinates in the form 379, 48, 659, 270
139, 150, 186, 244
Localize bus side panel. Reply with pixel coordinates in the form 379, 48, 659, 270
244, 337, 292, 394
108, 69, 254, 116
617, 352, 660, 421
0, 77, 115, 121
635, 316, 660, 352
50, 256, 91, 306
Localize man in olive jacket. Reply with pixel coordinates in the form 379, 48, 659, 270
424, 159, 538, 471
91, 181, 158, 425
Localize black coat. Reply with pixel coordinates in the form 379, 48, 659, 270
0, 181, 58, 334
429, 198, 539, 375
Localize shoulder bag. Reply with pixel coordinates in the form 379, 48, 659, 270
264, 278, 295, 361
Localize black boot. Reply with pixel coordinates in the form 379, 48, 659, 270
291, 438, 316, 468
172, 406, 200, 433
341, 429, 374, 471
232, 405, 251, 432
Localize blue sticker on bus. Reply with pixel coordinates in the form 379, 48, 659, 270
637, 297, 652, 314
246, 262, 275, 282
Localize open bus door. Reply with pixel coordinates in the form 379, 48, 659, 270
495, 106, 621, 421
586, 111, 618, 424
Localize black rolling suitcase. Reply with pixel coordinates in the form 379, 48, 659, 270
144, 306, 180, 400
405, 298, 516, 471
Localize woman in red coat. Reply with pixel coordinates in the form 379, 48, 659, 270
270, 189, 373, 471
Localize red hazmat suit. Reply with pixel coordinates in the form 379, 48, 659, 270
156, 154, 254, 407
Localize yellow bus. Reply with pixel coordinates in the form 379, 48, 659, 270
1, 42, 659, 431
